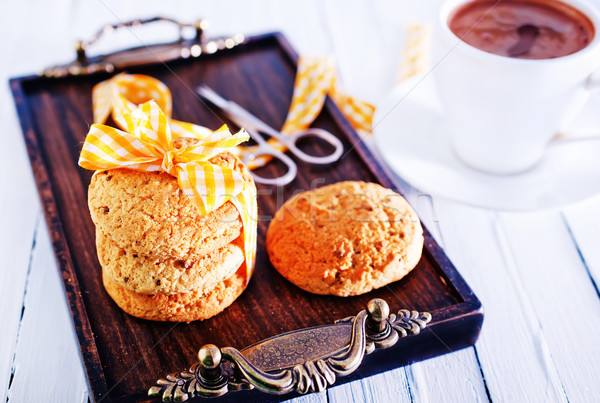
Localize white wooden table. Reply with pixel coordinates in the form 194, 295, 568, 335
2, 1, 600, 402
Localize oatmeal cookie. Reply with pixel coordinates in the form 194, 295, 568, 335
97, 230, 244, 295
266, 181, 423, 296
88, 149, 253, 261
102, 266, 247, 322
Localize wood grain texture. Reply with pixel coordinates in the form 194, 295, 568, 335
5, 1, 600, 402
500, 211, 600, 400
10, 33, 481, 402
0, 60, 43, 403
5, 218, 89, 403
327, 368, 412, 402
365, 146, 490, 403
406, 349, 489, 403
563, 199, 600, 295
434, 202, 570, 402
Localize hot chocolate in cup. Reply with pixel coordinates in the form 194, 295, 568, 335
433, 0, 600, 174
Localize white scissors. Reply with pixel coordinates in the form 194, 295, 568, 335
196, 85, 344, 186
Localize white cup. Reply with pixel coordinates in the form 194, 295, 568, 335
433, 0, 600, 174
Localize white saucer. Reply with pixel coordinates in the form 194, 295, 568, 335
373, 73, 600, 211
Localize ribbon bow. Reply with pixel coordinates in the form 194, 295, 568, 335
79, 100, 257, 281
92, 66, 376, 171
92, 73, 213, 139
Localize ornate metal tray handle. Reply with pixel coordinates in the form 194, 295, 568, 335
41, 17, 245, 77
148, 298, 432, 401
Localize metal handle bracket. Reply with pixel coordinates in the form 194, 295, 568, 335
148, 298, 432, 401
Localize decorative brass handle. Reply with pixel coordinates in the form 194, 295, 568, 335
148, 299, 432, 401
41, 17, 245, 77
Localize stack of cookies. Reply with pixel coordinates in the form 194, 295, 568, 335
88, 141, 255, 322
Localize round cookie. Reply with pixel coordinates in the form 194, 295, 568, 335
266, 181, 424, 297
97, 229, 244, 295
88, 149, 254, 261
102, 266, 247, 322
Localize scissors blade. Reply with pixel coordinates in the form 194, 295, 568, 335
196, 85, 279, 136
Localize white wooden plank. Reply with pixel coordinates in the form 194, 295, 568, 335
1, 0, 96, 400
325, 349, 489, 403
0, 209, 38, 403
563, 196, 600, 294
0, 0, 76, 400
0, 49, 43, 403
499, 210, 600, 401
6, 219, 89, 403
203, 0, 332, 55
434, 201, 568, 402
391, 181, 491, 403
407, 349, 490, 403
290, 392, 327, 403
328, 368, 412, 403
0, 114, 40, 402
2, 2, 72, 77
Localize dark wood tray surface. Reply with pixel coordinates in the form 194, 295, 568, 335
10, 33, 482, 402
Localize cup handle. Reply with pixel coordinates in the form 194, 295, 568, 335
553, 68, 600, 143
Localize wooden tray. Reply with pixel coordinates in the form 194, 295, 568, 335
10, 32, 483, 402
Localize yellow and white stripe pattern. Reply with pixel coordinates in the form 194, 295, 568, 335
282, 56, 336, 133
238, 56, 334, 168
286, 57, 375, 135
90, 62, 376, 171
80, 100, 257, 283
238, 56, 375, 169
89, 21, 431, 173
330, 73, 375, 136
92, 73, 213, 139
396, 23, 433, 83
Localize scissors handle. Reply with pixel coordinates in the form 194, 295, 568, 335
283, 128, 344, 165
196, 85, 343, 165
242, 144, 298, 186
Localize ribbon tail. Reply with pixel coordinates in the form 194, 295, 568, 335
238, 56, 336, 170
92, 79, 115, 124
230, 185, 258, 284
175, 161, 257, 284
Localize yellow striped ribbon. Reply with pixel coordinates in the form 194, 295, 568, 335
397, 23, 433, 83
81, 23, 431, 283
91, 64, 376, 170
90, 21, 430, 172
237, 56, 375, 169
80, 100, 257, 283
92, 73, 213, 139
